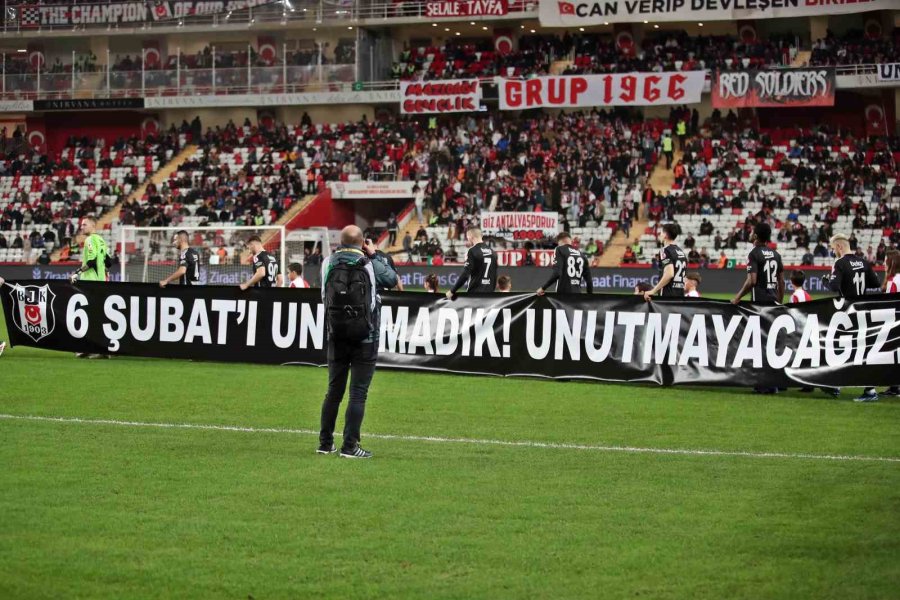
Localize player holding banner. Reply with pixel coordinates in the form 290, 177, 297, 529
643, 224, 687, 301
446, 227, 497, 299
69, 217, 109, 284
159, 230, 200, 287
536, 232, 593, 295
240, 235, 283, 290
731, 223, 785, 305
827, 234, 881, 402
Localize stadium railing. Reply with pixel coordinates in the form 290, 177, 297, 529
0, 63, 886, 101
2, 0, 536, 34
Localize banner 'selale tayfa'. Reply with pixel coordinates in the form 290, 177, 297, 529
3, 281, 900, 388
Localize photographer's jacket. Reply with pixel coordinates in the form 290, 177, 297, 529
321, 245, 398, 343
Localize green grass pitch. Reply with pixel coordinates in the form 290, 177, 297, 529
1, 307, 899, 599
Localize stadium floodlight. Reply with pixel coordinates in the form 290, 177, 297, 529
120, 225, 300, 286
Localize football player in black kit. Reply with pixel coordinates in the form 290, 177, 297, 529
159, 230, 200, 287
827, 233, 882, 402
536, 232, 593, 295
446, 227, 497, 299
643, 224, 687, 301
240, 235, 284, 290
730, 222, 784, 304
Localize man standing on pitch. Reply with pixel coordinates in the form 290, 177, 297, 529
159, 230, 200, 287
319, 225, 397, 458
827, 233, 881, 402
643, 224, 687, 301
239, 235, 283, 290
536, 232, 593, 295
70, 216, 108, 283
731, 223, 784, 304
446, 227, 497, 299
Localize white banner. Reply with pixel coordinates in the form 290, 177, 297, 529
329, 181, 417, 200
0, 100, 35, 113
481, 212, 560, 240
498, 73, 705, 110
877, 63, 900, 82
400, 80, 482, 114
540, 0, 890, 26
144, 90, 399, 109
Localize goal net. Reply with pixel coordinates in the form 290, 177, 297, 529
119, 225, 290, 286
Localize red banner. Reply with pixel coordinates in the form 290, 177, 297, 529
498, 73, 706, 110
711, 68, 836, 109
400, 80, 482, 114
425, 0, 507, 18
496, 249, 555, 267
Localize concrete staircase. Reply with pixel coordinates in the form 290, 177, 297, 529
256, 193, 318, 253
51, 143, 198, 261
385, 205, 428, 253
598, 150, 682, 266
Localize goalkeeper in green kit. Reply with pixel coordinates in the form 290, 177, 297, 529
70, 217, 109, 283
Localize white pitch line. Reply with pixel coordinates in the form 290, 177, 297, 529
0, 413, 898, 464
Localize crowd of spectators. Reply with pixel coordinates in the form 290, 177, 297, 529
393, 31, 799, 81
809, 28, 900, 67
647, 125, 900, 265
0, 132, 181, 261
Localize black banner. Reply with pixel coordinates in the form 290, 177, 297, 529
13, 1, 276, 28
3, 281, 899, 388
33, 98, 145, 111
712, 68, 836, 108
0, 264, 843, 295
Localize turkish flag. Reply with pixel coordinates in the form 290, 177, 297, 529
558, 2, 575, 15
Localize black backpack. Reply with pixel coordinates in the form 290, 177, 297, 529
325, 255, 373, 342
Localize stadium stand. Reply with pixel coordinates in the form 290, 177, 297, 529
808, 28, 900, 66
0, 133, 181, 264
642, 129, 900, 267
392, 32, 800, 81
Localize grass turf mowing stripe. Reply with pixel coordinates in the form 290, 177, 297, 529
2, 413, 899, 464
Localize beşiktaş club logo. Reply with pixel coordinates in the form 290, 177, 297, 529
9, 284, 56, 342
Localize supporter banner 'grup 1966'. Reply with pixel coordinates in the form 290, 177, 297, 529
3, 281, 899, 388
399, 80, 482, 114
480, 212, 560, 241
539, 0, 889, 27
712, 68, 835, 108
498, 73, 706, 110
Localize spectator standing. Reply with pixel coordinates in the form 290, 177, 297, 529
318, 226, 398, 459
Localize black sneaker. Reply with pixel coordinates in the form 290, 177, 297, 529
340, 446, 373, 459
316, 443, 336, 455
881, 386, 900, 397
854, 389, 879, 403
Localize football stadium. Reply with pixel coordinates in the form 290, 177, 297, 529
1, 1, 900, 597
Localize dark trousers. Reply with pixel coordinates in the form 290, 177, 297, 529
320, 340, 377, 450
388, 230, 397, 246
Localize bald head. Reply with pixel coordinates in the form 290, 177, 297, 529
341, 225, 364, 247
